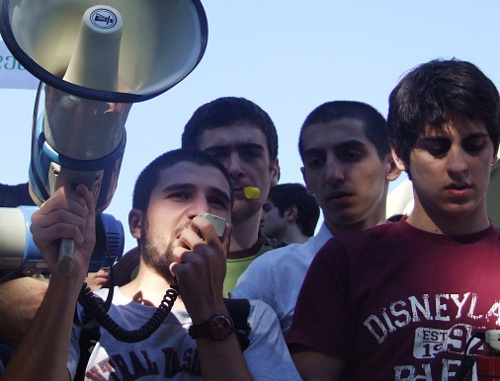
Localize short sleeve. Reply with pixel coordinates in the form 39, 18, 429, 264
244, 300, 301, 380
286, 238, 354, 360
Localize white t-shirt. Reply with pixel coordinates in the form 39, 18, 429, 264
232, 223, 333, 335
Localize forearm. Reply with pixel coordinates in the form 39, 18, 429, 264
172, 219, 252, 379
196, 336, 253, 381
195, 304, 253, 381
1, 276, 82, 381
0, 277, 48, 347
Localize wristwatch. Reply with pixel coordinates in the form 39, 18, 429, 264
189, 313, 235, 341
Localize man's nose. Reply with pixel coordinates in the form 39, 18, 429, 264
325, 156, 344, 183
447, 146, 469, 174
226, 152, 245, 179
186, 196, 210, 219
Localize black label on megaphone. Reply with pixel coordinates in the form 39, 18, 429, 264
91, 9, 118, 29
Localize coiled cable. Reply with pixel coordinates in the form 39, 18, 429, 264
78, 282, 179, 343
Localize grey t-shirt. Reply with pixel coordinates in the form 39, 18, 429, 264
68, 287, 300, 380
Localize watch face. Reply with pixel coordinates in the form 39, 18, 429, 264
209, 315, 234, 340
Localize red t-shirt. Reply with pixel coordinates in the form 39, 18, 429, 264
287, 218, 500, 380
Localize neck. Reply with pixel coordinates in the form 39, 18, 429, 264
324, 204, 387, 237
407, 196, 490, 236
229, 212, 261, 252
119, 259, 185, 310
279, 225, 309, 244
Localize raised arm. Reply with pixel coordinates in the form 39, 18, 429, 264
170, 216, 253, 381
1, 185, 95, 381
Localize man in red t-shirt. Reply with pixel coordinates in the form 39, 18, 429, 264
287, 58, 500, 380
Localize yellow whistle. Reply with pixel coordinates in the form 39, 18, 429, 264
244, 186, 261, 199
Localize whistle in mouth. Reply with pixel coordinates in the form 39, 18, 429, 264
244, 186, 260, 199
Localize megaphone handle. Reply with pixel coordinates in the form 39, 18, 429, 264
58, 238, 74, 274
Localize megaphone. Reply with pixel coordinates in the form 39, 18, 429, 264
0, 0, 208, 102
0, 206, 124, 276
0, 0, 208, 273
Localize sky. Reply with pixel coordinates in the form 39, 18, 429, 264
1, 0, 500, 253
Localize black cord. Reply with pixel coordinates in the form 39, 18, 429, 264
78, 282, 179, 343
78, 236, 180, 342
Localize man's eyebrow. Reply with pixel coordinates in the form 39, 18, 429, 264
209, 186, 232, 203
302, 147, 325, 157
303, 139, 366, 156
161, 183, 231, 203
334, 140, 367, 150
203, 142, 265, 152
414, 136, 449, 148
417, 132, 489, 143
463, 132, 490, 140
160, 183, 194, 194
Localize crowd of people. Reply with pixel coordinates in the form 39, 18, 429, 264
0, 57, 499, 380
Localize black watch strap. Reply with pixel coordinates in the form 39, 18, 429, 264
189, 313, 235, 341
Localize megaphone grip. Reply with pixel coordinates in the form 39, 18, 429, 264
58, 238, 74, 275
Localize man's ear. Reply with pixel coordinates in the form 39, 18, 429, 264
129, 209, 144, 239
391, 148, 408, 173
286, 204, 299, 223
270, 157, 280, 187
301, 167, 314, 196
385, 152, 402, 182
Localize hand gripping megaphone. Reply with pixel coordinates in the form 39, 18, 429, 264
0, 206, 124, 276
0, 0, 208, 273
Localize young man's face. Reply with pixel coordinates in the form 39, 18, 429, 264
260, 198, 287, 240
197, 123, 279, 224
301, 118, 397, 232
394, 119, 497, 221
130, 162, 232, 275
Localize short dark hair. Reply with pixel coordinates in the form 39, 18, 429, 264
388, 58, 500, 165
181, 97, 279, 161
298, 101, 389, 161
268, 183, 320, 237
132, 148, 233, 213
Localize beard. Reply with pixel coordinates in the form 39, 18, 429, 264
139, 218, 176, 280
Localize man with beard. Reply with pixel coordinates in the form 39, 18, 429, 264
105, 97, 280, 297
2, 149, 300, 381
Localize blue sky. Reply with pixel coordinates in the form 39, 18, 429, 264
1, 1, 499, 252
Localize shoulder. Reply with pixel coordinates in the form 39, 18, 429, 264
243, 300, 302, 380
232, 243, 306, 297
259, 242, 305, 263
313, 222, 400, 266
327, 221, 398, 248
238, 243, 303, 281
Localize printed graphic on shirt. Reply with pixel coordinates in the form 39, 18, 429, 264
362, 292, 499, 380
85, 346, 201, 380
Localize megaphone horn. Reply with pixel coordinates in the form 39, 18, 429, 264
0, 0, 208, 102
0, 0, 208, 273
